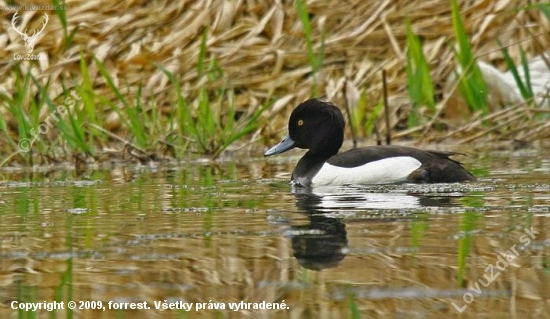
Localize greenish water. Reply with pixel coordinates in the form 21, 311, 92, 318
0, 149, 549, 318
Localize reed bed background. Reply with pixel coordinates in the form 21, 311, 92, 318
0, 0, 549, 166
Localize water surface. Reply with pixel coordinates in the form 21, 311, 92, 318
1, 148, 549, 318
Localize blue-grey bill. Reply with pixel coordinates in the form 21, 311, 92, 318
264, 135, 296, 156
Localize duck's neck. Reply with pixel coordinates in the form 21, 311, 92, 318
291, 151, 334, 187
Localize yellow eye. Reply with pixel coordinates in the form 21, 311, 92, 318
297, 119, 304, 126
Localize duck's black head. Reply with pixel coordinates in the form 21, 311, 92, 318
265, 99, 345, 157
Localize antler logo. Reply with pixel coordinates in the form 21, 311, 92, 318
11, 11, 49, 54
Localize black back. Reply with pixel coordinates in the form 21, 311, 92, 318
327, 146, 476, 183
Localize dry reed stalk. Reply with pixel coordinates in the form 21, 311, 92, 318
458, 110, 526, 144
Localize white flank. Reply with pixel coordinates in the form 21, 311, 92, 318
311, 156, 422, 186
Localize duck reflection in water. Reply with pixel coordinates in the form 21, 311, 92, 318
288, 192, 348, 271
285, 185, 455, 270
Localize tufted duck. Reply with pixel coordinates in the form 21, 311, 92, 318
264, 99, 476, 187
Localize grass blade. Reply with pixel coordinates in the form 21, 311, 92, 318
405, 17, 436, 126
451, 0, 489, 114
